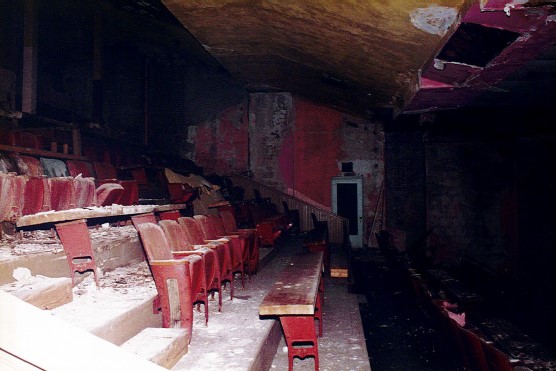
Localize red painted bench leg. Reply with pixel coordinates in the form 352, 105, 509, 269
55, 219, 100, 288
315, 278, 324, 337
279, 316, 319, 371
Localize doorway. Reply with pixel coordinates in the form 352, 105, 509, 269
332, 176, 363, 247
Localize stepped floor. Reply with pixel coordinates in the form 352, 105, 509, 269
172, 234, 370, 370
2, 228, 370, 370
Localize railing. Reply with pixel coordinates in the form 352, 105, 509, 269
229, 175, 349, 246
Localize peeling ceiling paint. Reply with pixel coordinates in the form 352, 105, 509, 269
410, 6, 459, 36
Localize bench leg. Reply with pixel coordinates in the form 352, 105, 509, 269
279, 316, 319, 371
55, 219, 99, 288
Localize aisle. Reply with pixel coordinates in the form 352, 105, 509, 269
352, 250, 464, 371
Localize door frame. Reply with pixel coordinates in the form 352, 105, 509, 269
331, 175, 363, 248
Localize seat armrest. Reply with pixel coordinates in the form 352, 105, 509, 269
204, 238, 230, 243
148, 259, 188, 266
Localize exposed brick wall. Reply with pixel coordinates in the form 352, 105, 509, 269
248, 93, 385, 245
384, 130, 426, 252
249, 92, 295, 190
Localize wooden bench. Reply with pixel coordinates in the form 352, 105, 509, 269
259, 251, 324, 371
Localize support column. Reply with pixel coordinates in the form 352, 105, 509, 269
22, 0, 38, 114
92, 10, 103, 123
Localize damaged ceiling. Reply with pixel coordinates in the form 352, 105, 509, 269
119, 0, 555, 118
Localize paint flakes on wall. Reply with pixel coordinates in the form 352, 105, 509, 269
410, 6, 458, 36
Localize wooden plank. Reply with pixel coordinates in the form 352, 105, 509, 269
120, 327, 188, 369
0, 290, 167, 370
0, 143, 87, 161
16, 204, 187, 227
259, 252, 323, 316
2, 276, 72, 310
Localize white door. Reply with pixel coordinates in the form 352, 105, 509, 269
332, 176, 363, 248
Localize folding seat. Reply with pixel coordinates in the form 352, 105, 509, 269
22, 176, 50, 215
95, 183, 125, 207
206, 213, 247, 287
219, 210, 260, 275
136, 222, 201, 341
0, 173, 26, 222
0, 152, 17, 173
73, 177, 96, 208
131, 212, 157, 228
48, 177, 76, 211
40, 157, 71, 177
66, 159, 96, 178
158, 210, 182, 221
8, 154, 50, 215
12, 154, 45, 177
93, 161, 139, 205
159, 219, 220, 322
178, 216, 233, 300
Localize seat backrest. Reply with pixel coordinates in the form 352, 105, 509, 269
178, 216, 206, 245
136, 222, 173, 261
40, 158, 70, 178
0, 152, 17, 173
12, 154, 44, 177
22, 177, 48, 215
0, 173, 26, 222
48, 177, 75, 210
207, 214, 227, 236
193, 215, 216, 239
131, 212, 157, 228
66, 160, 96, 179
219, 211, 238, 234
159, 219, 193, 252
93, 161, 118, 180
73, 177, 97, 208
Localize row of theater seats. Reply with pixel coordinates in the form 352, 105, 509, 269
0, 152, 142, 223
227, 198, 293, 248
409, 272, 531, 371
131, 210, 260, 343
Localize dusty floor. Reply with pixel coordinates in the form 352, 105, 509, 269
172, 234, 370, 370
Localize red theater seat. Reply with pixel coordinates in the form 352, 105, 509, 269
178, 216, 232, 302
159, 219, 220, 324
219, 210, 260, 275
206, 213, 247, 287
136, 222, 202, 341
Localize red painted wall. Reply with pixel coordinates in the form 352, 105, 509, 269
291, 99, 343, 208
194, 102, 249, 175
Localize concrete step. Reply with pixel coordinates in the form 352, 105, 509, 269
1, 270, 72, 310
0, 225, 146, 285
121, 327, 189, 369
50, 263, 162, 345
0, 290, 167, 371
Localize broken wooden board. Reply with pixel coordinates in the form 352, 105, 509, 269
1, 275, 72, 310
330, 268, 349, 278
16, 203, 187, 227
121, 328, 188, 369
